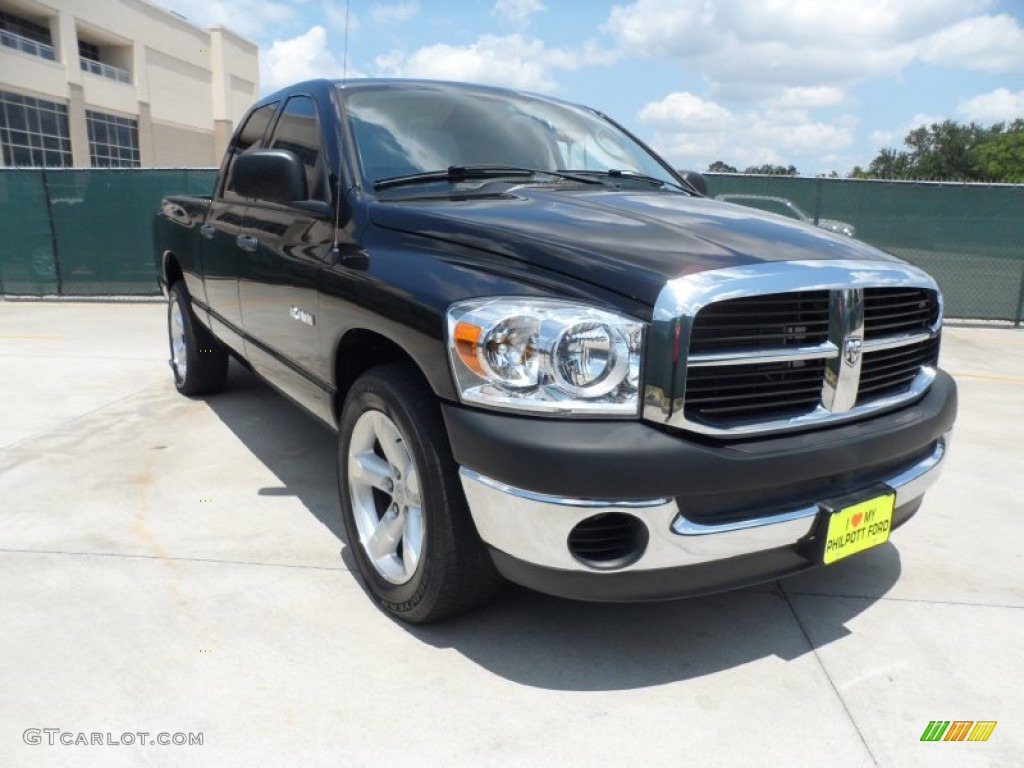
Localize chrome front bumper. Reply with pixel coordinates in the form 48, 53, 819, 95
459, 432, 950, 573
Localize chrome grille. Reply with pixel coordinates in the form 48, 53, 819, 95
642, 261, 943, 437
685, 358, 827, 421
858, 335, 940, 403
688, 291, 830, 352
863, 288, 938, 339
684, 288, 939, 427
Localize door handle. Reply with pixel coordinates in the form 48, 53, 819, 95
236, 234, 259, 253
199, 223, 216, 239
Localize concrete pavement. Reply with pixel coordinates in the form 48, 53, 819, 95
1, 300, 1021, 767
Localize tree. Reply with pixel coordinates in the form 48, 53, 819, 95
903, 120, 986, 180
706, 160, 737, 173
866, 147, 913, 179
743, 164, 798, 176
855, 118, 1024, 182
976, 119, 1024, 182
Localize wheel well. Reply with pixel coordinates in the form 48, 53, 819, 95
164, 252, 184, 289
332, 330, 425, 422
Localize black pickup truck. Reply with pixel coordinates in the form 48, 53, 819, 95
154, 78, 957, 622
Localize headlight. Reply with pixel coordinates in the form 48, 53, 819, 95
446, 298, 644, 415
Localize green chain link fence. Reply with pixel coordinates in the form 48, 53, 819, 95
1, 169, 1022, 322
0, 168, 216, 296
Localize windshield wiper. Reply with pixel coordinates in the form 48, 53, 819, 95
373, 165, 602, 190
564, 169, 689, 192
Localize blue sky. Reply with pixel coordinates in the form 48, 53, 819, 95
156, 0, 1024, 175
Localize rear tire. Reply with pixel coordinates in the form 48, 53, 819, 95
338, 364, 502, 623
167, 281, 228, 396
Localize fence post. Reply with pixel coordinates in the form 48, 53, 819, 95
39, 168, 64, 296
812, 176, 823, 226
1015, 261, 1024, 327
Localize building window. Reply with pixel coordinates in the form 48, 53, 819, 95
0, 90, 72, 167
0, 9, 56, 61
79, 57, 131, 83
77, 38, 131, 83
78, 40, 100, 62
86, 110, 140, 167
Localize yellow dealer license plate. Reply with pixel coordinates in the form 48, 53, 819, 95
822, 492, 896, 565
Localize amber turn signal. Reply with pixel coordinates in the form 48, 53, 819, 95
454, 320, 485, 375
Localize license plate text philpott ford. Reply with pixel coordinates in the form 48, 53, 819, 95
823, 493, 896, 565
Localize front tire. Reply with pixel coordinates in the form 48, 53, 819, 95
338, 364, 502, 623
167, 281, 228, 395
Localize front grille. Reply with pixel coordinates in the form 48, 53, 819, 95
864, 288, 938, 338
685, 358, 826, 421
858, 336, 940, 403
681, 286, 940, 431
688, 291, 830, 352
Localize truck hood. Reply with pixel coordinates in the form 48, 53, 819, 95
369, 186, 895, 305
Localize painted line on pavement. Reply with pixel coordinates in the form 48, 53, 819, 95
950, 371, 1024, 384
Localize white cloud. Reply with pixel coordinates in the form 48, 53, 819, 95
602, 0, 1011, 104
152, 0, 298, 39
375, 34, 610, 92
750, 110, 855, 152
493, 0, 546, 25
919, 14, 1024, 72
638, 91, 855, 172
778, 86, 847, 108
869, 129, 897, 147
371, 1, 419, 24
639, 92, 733, 128
603, 0, 708, 57
262, 26, 362, 93
958, 88, 1024, 123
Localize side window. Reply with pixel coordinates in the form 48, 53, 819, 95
221, 102, 277, 201
269, 95, 328, 202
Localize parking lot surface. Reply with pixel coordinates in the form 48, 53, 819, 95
1, 300, 1021, 767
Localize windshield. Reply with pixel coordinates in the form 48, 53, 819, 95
342, 84, 680, 191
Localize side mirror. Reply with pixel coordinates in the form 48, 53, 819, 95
232, 149, 308, 202
678, 170, 708, 196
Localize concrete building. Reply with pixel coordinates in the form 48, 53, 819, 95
0, 0, 258, 167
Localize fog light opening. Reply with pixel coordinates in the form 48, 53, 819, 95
567, 512, 648, 570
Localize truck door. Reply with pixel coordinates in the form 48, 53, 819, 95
200, 101, 277, 356
238, 94, 335, 422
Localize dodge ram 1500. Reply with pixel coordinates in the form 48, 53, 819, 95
154, 79, 957, 622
